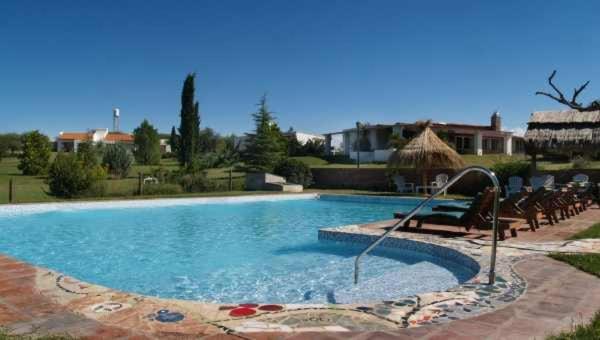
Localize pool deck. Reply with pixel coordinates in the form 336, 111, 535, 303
0, 203, 599, 339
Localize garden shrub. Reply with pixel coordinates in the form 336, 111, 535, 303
179, 172, 213, 192
143, 183, 183, 195
48, 153, 107, 198
572, 156, 590, 169
102, 144, 133, 178
273, 158, 313, 187
491, 160, 530, 186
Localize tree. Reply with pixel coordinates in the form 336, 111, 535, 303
387, 132, 407, 150
76, 141, 101, 168
178, 73, 201, 166
169, 126, 180, 154
198, 127, 219, 153
536, 70, 600, 112
48, 152, 106, 198
0, 133, 22, 159
18, 131, 51, 175
133, 119, 161, 165
102, 144, 133, 178
243, 95, 287, 172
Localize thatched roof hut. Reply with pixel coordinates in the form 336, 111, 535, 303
524, 110, 600, 150
388, 121, 465, 186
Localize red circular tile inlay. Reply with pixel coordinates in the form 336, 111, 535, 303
229, 307, 256, 317
239, 303, 259, 308
258, 304, 283, 311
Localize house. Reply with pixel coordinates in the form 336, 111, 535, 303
56, 128, 134, 152
524, 110, 600, 151
234, 129, 324, 151
324, 112, 525, 162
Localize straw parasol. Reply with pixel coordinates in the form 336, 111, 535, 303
388, 120, 465, 187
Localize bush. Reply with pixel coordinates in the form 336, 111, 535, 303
18, 131, 51, 176
143, 183, 183, 195
491, 160, 530, 186
133, 119, 161, 165
102, 144, 133, 178
47, 153, 107, 198
572, 156, 590, 169
179, 172, 214, 192
273, 158, 313, 187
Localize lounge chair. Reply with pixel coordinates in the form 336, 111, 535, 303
504, 176, 524, 198
393, 188, 518, 240
393, 175, 415, 193
431, 173, 449, 195
530, 175, 555, 191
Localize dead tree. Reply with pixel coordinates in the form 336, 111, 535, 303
536, 70, 600, 112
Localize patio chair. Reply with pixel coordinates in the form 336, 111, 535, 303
530, 175, 555, 191
393, 188, 518, 240
504, 176, 524, 198
572, 173, 590, 188
431, 173, 449, 195
392, 175, 415, 193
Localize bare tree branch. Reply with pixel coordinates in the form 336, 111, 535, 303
535, 70, 597, 112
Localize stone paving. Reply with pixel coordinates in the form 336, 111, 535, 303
0, 205, 598, 339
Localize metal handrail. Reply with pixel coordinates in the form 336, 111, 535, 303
354, 165, 501, 285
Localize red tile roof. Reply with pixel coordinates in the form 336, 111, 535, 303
105, 132, 134, 142
57, 132, 90, 141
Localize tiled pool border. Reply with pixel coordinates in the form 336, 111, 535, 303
0, 193, 534, 334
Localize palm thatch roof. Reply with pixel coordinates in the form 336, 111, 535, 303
524, 110, 600, 148
388, 120, 466, 170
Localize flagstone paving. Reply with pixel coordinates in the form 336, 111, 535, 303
0, 207, 598, 339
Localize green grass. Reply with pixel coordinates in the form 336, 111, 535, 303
548, 253, 600, 278
0, 157, 246, 204
569, 223, 600, 240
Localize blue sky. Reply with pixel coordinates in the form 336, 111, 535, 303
1, 0, 599, 138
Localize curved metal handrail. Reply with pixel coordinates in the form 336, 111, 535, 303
354, 165, 501, 285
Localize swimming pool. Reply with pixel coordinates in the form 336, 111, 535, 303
0, 194, 476, 304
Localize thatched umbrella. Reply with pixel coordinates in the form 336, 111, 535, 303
388, 120, 465, 188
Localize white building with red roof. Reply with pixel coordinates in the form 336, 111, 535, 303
56, 128, 134, 152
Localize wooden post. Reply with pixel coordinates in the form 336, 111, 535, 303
138, 173, 143, 196
8, 178, 14, 203
228, 168, 233, 191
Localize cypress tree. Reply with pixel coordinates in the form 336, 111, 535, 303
243, 94, 287, 172
178, 73, 200, 166
169, 126, 180, 154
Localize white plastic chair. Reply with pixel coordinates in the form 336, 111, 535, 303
573, 173, 589, 184
530, 175, 554, 191
504, 176, 524, 198
431, 173, 449, 195
393, 175, 415, 193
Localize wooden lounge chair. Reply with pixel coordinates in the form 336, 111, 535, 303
393, 188, 518, 240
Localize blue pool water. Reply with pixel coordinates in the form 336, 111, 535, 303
0, 195, 476, 304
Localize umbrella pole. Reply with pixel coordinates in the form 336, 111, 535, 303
422, 171, 428, 194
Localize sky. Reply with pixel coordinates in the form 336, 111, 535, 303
1, 0, 599, 139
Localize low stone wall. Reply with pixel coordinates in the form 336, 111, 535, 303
310, 167, 600, 195
311, 168, 489, 195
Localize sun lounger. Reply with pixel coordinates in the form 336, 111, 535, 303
394, 188, 518, 240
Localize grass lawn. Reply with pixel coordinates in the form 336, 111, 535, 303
569, 223, 600, 240
0, 156, 246, 204
546, 223, 600, 339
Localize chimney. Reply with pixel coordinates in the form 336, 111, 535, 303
113, 108, 120, 132
491, 111, 501, 131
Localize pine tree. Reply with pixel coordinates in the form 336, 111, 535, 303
178, 73, 200, 166
169, 126, 180, 154
133, 119, 161, 165
243, 95, 287, 172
